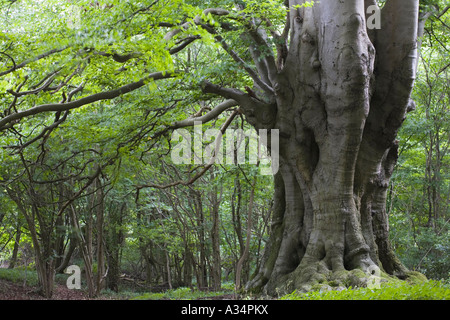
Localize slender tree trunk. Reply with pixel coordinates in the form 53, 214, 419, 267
235, 173, 257, 291
193, 190, 208, 288
54, 212, 65, 272
55, 236, 77, 273
6, 188, 55, 298
232, 174, 244, 260
8, 221, 22, 269
95, 177, 106, 295
183, 242, 193, 286
165, 249, 172, 290
70, 204, 96, 297
210, 179, 222, 291
106, 202, 125, 292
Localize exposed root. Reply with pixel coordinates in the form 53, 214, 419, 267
248, 247, 413, 296
260, 264, 375, 296
249, 256, 428, 297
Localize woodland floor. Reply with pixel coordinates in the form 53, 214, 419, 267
0, 278, 240, 300
0, 278, 122, 300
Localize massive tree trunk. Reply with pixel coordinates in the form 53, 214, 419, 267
203, 0, 423, 295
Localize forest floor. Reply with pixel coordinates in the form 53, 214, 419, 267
2, 270, 447, 301
0, 278, 124, 300
0, 278, 241, 300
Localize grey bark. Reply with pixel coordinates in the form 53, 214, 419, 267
202, 0, 423, 295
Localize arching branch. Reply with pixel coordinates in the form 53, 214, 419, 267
0, 47, 68, 77
0, 71, 177, 131
172, 99, 238, 128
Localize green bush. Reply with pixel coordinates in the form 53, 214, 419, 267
390, 218, 450, 280
281, 280, 450, 300
0, 267, 39, 286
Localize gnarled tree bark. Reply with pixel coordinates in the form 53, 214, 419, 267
201, 0, 424, 295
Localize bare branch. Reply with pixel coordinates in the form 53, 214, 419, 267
10, 110, 69, 151
0, 50, 16, 70
262, 13, 290, 71
245, 20, 278, 80
201, 80, 255, 105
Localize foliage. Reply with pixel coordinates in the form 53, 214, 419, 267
0, 267, 39, 287
132, 286, 234, 300
281, 280, 450, 300
389, 3, 450, 280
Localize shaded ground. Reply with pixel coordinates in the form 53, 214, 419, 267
0, 278, 111, 300
0, 278, 242, 300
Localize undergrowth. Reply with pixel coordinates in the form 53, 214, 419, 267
0, 267, 40, 287
281, 280, 450, 300
132, 286, 236, 300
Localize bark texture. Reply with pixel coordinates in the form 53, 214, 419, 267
204, 0, 422, 295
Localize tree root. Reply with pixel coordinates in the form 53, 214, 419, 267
249, 258, 428, 297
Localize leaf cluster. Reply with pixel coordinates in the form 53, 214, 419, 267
281, 280, 450, 300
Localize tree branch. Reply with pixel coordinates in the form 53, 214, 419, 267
213, 34, 275, 96
0, 71, 177, 130
7, 73, 57, 97
163, 8, 230, 41
0, 47, 67, 77
163, 7, 275, 97
136, 108, 240, 190
262, 12, 290, 71
169, 36, 202, 55
201, 80, 252, 104
172, 99, 238, 128
245, 19, 278, 81
93, 51, 142, 63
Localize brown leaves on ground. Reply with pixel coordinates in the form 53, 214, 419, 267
0, 278, 114, 300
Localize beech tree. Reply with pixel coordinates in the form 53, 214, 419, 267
242, 0, 424, 294
0, 0, 443, 297
172, 0, 431, 295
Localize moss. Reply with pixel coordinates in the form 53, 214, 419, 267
349, 269, 367, 278
328, 279, 341, 287
263, 257, 430, 297
405, 271, 428, 284
328, 270, 349, 287
346, 269, 367, 288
